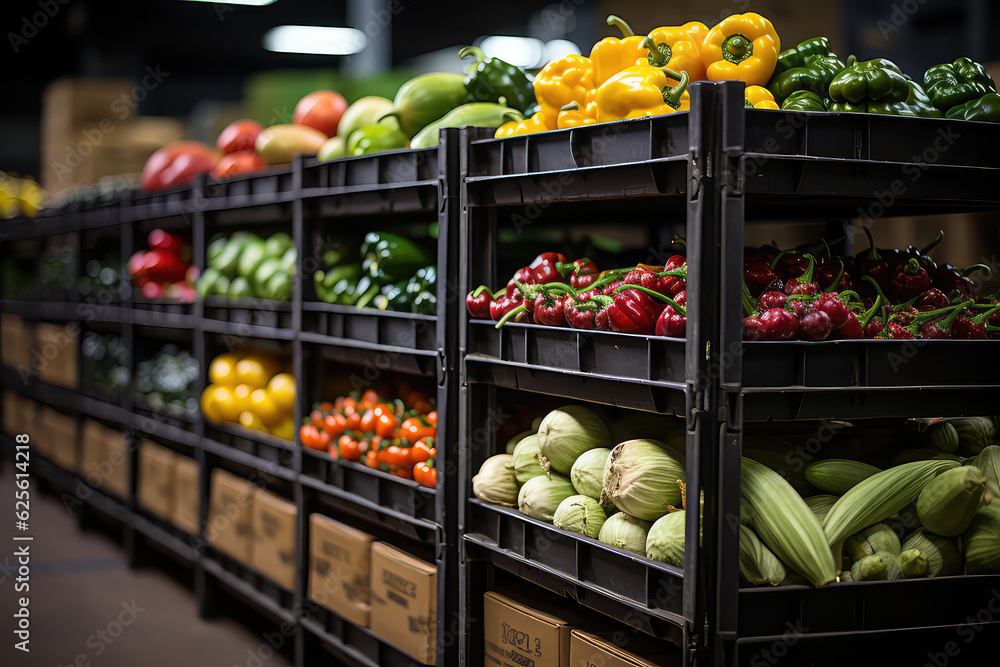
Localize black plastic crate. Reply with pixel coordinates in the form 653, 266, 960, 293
302, 613, 416, 667
301, 149, 439, 191
466, 500, 684, 622
203, 421, 297, 474
202, 295, 294, 331
131, 292, 194, 316
123, 184, 200, 222
301, 447, 437, 526
468, 320, 685, 383
302, 303, 436, 351
203, 549, 295, 619
203, 167, 296, 209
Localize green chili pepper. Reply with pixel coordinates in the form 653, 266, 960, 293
460, 45, 536, 114
923, 57, 997, 113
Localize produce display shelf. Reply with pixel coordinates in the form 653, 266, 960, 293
302, 302, 437, 352
131, 294, 194, 316
202, 166, 296, 210
737, 576, 1000, 639
4, 202, 121, 240
131, 393, 197, 432
301, 148, 438, 195
299, 469, 439, 544
301, 612, 416, 667
201, 423, 297, 482
201, 551, 297, 625
202, 295, 295, 332
0, 299, 130, 324
130, 307, 197, 328
464, 354, 687, 415
131, 512, 200, 563
122, 186, 202, 224
466, 499, 686, 639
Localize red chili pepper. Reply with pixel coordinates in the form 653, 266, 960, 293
934, 263, 991, 299
466, 286, 495, 319
139, 249, 191, 284
770, 249, 809, 281
148, 229, 191, 262
563, 290, 612, 330
758, 308, 799, 340
836, 312, 863, 339
743, 316, 765, 340
890, 258, 932, 302
568, 259, 600, 290
744, 259, 781, 297
855, 226, 889, 294
490, 294, 520, 321
784, 254, 819, 296
506, 267, 532, 296
785, 294, 813, 319
951, 303, 1000, 339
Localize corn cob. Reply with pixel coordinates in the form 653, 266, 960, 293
901, 528, 962, 578
843, 523, 900, 563
963, 502, 1000, 574
739, 525, 787, 587
804, 494, 839, 523
822, 459, 959, 546
741, 457, 837, 587
972, 445, 1000, 500
805, 459, 882, 495
915, 465, 990, 537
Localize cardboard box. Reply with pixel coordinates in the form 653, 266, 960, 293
34, 322, 77, 389
171, 455, 200, 535
484, 591, 590, 667
103, 429, 130, 499
1, 314, 31, 369
370, 542, 437, 665
308, 514, 375, 627
251, 488, 297, 590
43, 407, 77, 472
81, 420, 128, 496
569, 630, 681, 667
138, 440, 178, 521
3, 391, 25, 436
207, 469, 256, 564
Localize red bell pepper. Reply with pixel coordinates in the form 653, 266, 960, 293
568, 259, 600, 290
527, 252, 568, 284
466, 286, 495, 319
140, 249, 191, 284
890, 258, 932, 302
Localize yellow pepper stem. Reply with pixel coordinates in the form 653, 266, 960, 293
663, 70, 690, 109
606, 15, 634, 38
722, 34, 752, 63
641, 36, 671, 67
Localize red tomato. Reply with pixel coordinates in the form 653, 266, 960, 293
211, 150, 264, 179
217, 119, 263, 154
142, 141, 217, 192
293, 90, 348, 138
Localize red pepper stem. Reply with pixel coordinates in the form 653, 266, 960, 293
861, 275, 893, 306
521, 280, 577, 296
606, 15, 634, 38
861, 225, 881, 261
919, 230, 944, 255
495, 304, 526, 328
914, 300, 971, 325
972, 303, 1000, 325
673, 235, 686, 247
959, 263, 992, 277
903, 257, 922, 276
471, 285, 496, 299
859, 295, 883, 329
798, 254, 817, 285
837, 290, 863, 304
769, 249, 797, 271
615, 283, 677, 303
823, 261, 845, 293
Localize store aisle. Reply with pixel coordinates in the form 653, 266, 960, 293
0, 461, 292, 667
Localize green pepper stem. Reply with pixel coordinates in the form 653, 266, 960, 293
823, 261, 846, 293
502, 110, 524, 123
960, 263, 992, 277
614, 283, 678, 304
919, 230, 944, 255
495, 304, 526, 328
606, 15, 634, 38
560, 102, 580, 111
821, 238, 832, 259
903, 257, 922, 276
972, 303, 1000, 325
797, 253, 817, 285
859, 295, 883, 329
471, 285, 499, 300
769, 249, 797, 271
861, 225, 881, 261
458, 46, 486, 63
663, 70, 690, 109
519, 280, 577, 297
861, 275, 893, 306
641, 36, 666, 66
741, 282, 758, 317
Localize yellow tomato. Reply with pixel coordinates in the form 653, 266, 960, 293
232, 384, 253, 416
238, 411, 270, 433
208, 353, 240, 387
269, 417, 295, 441
250, 388, 285, 426
235, 357, 274, 388
267, 372, 296, 412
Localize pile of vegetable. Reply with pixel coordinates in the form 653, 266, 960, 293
81, 331, 130, 399
127, 229, 196, 302
133, 344, 199, 418
299, 384, 437, 488
313, 231, 436, 314
740, 417, 1000, 586
472, 404, 690, 566
0, 171, 46, 218
200, 351, 296, 440
80, 253, 126, 303
197, 231, 296, 302
467, 228, 999, 340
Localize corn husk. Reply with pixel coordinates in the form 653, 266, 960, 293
901, 528, 962, 578
517, 473, 575, 522
843, 523, 900, 563
602, 439, 685, 521
849, 552, 900, 581
890, 449, 962, 467
536, 405, 610, 476
743, 448, 817, 497
512, 434, 546, 484
963, 502, 1000, 574
805, 459, 881, 495
598, 512, 650, 556
804, 494, 839, 523
505, 429, 534, 455
972, 445, 1000, 500
570, 447, 612, 499
472, 454, 520, 506
552, 495, 607, 539
915, 465, 990, 537
739, 525, 787, 586
646, 510, 685, 567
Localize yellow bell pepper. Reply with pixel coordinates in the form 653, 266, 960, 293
495, 109, 557, 138
534, 54, 595, 118
590, 15, 648, 88
745, 85, 779, 109
641, 22, 709, 82
556, 97, 597, 129
595, 65, 690, 123
701, 13, 780, 87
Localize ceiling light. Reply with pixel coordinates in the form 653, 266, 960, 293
479, 36, 544, 69
263, 26, 367, 55
542, 39, 581, 62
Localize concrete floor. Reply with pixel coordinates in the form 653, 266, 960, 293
0, 460, 293, 667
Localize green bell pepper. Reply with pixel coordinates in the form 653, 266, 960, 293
829, 55, 909, 105
460, 46, 536, 114
780, 90, 829, 112
773, 37, 836, 77
347, 124, 409, 156
945, 93, 1000, 122
904, 80, 943, 118
768, 54, 845, 103
360, 232, 431, 283
923, 57, 997, 113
